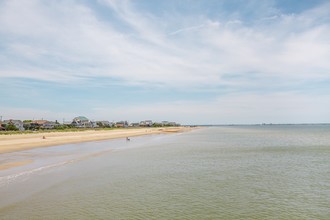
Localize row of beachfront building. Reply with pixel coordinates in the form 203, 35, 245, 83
0, 116, 180, 131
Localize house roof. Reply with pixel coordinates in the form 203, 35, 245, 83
73, 116, 89, 121
3, 119, 23, 124
32, 120, 49, 125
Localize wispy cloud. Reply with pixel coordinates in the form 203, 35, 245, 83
168, 24, 205, 36
1, 0, 329, 86
83, 92, 330, 124
0, 0, 329, 123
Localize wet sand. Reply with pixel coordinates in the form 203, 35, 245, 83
0, 160, 33, 171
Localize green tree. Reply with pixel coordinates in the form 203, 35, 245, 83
23, 123, 31, 130
152, 123, 162, 127
6, 124, 18, 131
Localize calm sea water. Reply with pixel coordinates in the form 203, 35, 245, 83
0, 125, 329, 219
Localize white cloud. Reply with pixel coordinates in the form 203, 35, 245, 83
0, 0, 329, 89
1, 0, 330, 123
85, 92, 330, 124
168, 24, 205, 36
0, 107, 75, 122
2, 90, 329, 124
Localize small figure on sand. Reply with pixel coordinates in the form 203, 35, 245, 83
126, 137, 130, 141
42, 136, 46, 139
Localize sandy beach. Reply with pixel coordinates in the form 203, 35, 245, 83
0, 127, 193, 155
0, 127, 195, 171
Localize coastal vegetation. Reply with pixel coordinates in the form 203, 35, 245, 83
2, 123, 19, 131
0, 127, 115, 135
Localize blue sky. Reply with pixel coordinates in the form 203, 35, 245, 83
1, 0, 330, 124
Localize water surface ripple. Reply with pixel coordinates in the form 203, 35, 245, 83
0, 125, 329, 219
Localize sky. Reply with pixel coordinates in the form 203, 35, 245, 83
0, 0, 330, 125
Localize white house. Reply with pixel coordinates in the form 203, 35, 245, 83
72, 116, 92, 128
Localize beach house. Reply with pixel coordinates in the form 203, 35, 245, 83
129, 122, 140, 127
3, 119, 25, 131
140, 120, 153, 127
115, 121, 128, 128
72, 116, 92, 128
0, 124, 5, 131
29, 120, 57, 130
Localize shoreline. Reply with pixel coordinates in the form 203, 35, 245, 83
0, 127, 196, 155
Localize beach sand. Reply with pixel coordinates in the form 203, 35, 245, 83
0, 127, 193, 155
0, 160, 33, 171
0, 127, 195, 171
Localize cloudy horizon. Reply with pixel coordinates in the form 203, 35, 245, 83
1, 0, 330, 124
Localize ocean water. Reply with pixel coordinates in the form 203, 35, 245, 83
0, 125, 329, 219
